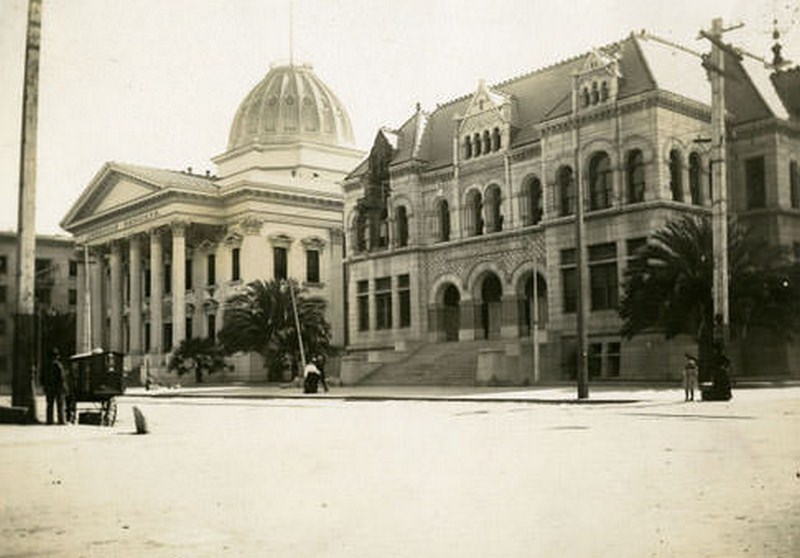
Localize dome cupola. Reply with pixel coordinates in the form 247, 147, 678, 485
227, 62, 355, 151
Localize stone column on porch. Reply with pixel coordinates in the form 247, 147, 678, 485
149, 228, 163, 355
75, 249, 86, 353
90, 247, 104, 350
128, 234, 143, 355
171, 222, 187, 350
109, 240, 123, 352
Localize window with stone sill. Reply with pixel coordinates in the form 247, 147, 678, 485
689, 152, 703, 205
626, 149, 646, 204
589, 152, 613, 211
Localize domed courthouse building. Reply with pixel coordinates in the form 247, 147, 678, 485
342, 32, 800, 384
61, 63, 363, 382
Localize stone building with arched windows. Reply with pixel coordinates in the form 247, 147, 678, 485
342, 31, 800, 384
60, 62, 364, 383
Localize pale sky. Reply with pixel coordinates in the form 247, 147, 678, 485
1, 0, 798, 235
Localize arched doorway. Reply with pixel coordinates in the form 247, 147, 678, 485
480, 274, 503, 340
443, 284, 460, 342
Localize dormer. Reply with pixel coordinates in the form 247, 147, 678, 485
575, 48, 622, 110
455, 80, 517, 162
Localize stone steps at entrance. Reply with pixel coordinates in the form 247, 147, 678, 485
358, 340, 503, 386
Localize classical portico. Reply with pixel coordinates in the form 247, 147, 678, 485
61, 62, 364, 383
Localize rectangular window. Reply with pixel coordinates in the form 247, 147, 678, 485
186, 317, 193, 340
588, 342, 603, 378
207, 254, 216, 286
398, 274, 411, 328
232, 248, 240, 281
560, 248, 577, 314
791, 161, 799, 210
145, 323, 151, 352
68, 288, 77, 306
145, 269, 151, 297
357, 280, 369, 331
746, 156, 766, 209
185, 259, 193, 290
589, 242, 618, 311
35, 288, 51, 305
163, 323, 173, 351
607, 342, 621, 377
0, 255, 6, 274
306, 250, 320, 284
164, 263, 172, 294
0, 318, 5, 336
375, 277, 392, 330
273, 247, 287, 281
69, 260, 78, 277
0, 285, 5, 303
207, 314, 216, 342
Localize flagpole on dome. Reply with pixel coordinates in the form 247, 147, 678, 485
289, 0, 295, 67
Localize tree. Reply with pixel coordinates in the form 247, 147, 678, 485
167, 337, 227, 383
619, 214, 799, 380
218, 279, 331, 381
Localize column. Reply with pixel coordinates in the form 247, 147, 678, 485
171, 222, 186, 349
458, 299, 477, 341
75, 250, 86, 353
149, 229, 163, 354
129, 234, 142, 354
500, 294, 520, 339
328, 229, 344, 347
109, 240, 123, 352
90, 247, 104, 350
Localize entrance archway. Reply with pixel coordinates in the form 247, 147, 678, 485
443, 284, 460, 342
480, 274, 502, 340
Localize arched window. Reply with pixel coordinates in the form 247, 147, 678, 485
523, 176, 543, 226
483, 130, 492, 154
589, 152, 613, 210
626, 149, 645, 203
558, 166, 575, 217
591, 82, 599, 104
582, 88, 590, 107
669, 149, 683, 202
395, 206, 409, 248
355, 212, 368, 252
438, 199, 450, 242
464, 136, 472, 160
473, 133, 482, 156
377, 208, 389, 249
465, 190, 483, 236
601, 81, 609, 102
485, 185, 503, 233
492, 127, 501, 151
689, 152, 702, 205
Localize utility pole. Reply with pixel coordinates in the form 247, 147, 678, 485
699, 17, 742, 348
12, 0, 43, 420
571, 74, 589, 399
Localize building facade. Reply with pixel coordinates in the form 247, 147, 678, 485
60, 62, 363, 383
0, 232, 78, 387
342, 32, 800, 383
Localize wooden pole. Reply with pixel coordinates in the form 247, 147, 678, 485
572, 74, 589, 399
12, 0, 43, 420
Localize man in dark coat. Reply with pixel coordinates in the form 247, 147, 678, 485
41, 348, 67, 425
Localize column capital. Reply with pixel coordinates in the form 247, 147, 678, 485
241, 216, 264, 235
170, 220, 189, 237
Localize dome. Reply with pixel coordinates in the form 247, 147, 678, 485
227, 62, 355, 151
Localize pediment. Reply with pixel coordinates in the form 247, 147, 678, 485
580, 49, 621, 77
61, 163, 162, 230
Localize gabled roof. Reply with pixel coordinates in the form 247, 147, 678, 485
356, 31, 793, 175
60, 161, 218, 230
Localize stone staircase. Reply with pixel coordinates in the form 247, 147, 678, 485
358, 340, 504, 386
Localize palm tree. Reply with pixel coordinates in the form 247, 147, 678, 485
167, 337, 227, 383
619, 214, 799, 381
218, 279, 331, 381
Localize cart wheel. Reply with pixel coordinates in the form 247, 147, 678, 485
102, 398, 118, 426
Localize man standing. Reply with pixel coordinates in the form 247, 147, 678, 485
41, 348, 67, 424
682, 354, 699, 402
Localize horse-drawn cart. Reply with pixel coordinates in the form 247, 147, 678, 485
66, 350, 125, 426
